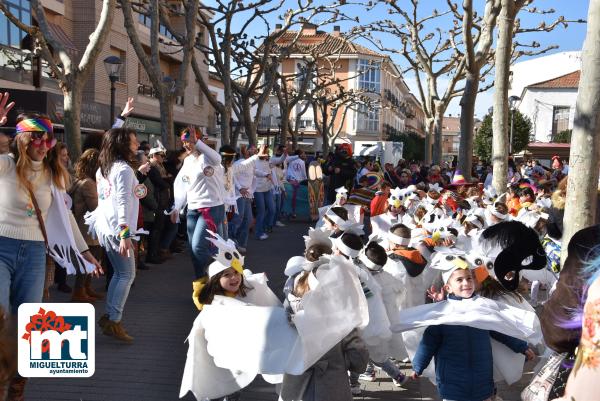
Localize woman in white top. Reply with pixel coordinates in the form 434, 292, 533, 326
0, 98, 102, 400
92, 127, 143, 343
170, 127, 226, 281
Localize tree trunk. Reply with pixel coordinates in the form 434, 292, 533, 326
321, 107, 329, 155
242, 102, 256, 147
220, 107, 231, 146
424, 119, 433, 164
158, 95, 174, 149
432, 108, 444, 165
279, 107, 291, 146
62, 83, 82, 158
458, 71, 479, 179
562, 0, 600, 263
491, 1, 514, 193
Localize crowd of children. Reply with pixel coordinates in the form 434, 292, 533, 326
179, 161, 575, 401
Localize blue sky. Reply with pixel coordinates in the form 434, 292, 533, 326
214, 0, 589, 118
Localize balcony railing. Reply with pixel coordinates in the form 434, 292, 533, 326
0, 45, 53, 80
258, 115, 281, 130
137, 83, 184, 106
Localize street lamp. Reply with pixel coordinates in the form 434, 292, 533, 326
508, 95, 520, 154
103, 56, 123, 125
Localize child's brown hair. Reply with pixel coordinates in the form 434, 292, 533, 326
197, 269, 252, 306
305, 243, 332, 262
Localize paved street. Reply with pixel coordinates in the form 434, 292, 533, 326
25, 220, 534, 401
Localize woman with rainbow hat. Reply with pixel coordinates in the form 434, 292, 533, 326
0, 93, 102, 398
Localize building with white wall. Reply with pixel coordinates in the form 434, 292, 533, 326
509, 51, 581, 98
518, 70, 579, 142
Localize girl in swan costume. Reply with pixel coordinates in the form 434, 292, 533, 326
180, 231, 368, 400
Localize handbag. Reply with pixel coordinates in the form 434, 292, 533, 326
26, 187, 52, 300
521, 352, 567, 401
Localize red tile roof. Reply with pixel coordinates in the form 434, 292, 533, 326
273, 31, 384, 58
528, 70, 580, 89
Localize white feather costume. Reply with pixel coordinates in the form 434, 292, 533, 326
181, 255, 368, 401
47, 185, 96, 274
179, 272, 280, 400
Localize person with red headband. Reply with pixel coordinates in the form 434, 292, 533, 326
0, 93, 102, 399
170, 126, 228, 296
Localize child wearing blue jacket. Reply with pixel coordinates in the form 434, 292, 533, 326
410, 260, 535, 401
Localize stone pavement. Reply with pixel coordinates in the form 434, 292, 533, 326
25, 220, 535, 401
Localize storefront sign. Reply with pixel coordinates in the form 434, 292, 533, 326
125, 117, 162, 135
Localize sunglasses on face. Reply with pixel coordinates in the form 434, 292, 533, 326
29, 132, 57, 149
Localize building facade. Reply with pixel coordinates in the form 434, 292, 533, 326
0, 0, 211, 146
258, 23, 421, 152
404, 92, 426, 138
441, 115, 461, 159
517, 70, 579, 143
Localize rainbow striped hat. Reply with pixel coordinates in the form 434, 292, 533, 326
15, 117, 53, 137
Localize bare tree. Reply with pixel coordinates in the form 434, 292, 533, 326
491, 2, 583, 193
453, 0, 501, 178
0, 0, 116, 157
273, 59, 315, 148
358, 0, 467, 165
189, 1, 349, 147
561, 0, 600, 263
119, 0, 198, 149
312, 89, 376, 155
270, 27, 359, 149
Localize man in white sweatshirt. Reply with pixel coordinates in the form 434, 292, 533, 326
230, 145, 257, 252
286, 149, 307, 218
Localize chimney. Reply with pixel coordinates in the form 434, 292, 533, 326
275, 24, 282, 31
332, 25, 341, 36
301, 22, 317, 35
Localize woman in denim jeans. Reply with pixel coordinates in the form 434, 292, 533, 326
0, 114, 102, 313
0, 99, 102, 398
170, 127, 227, 304
93, 128, 142, 343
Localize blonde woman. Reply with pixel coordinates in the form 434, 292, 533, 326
0, 100, 102, 399
0, 110, 102, 314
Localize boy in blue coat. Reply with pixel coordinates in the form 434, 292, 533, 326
410, 256, 535, 401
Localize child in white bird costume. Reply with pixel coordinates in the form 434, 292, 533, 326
181, 230, 281, 401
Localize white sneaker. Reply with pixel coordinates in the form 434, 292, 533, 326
275, 221, 286, 227
392, 372, 409, 387
258, 233, 269, 240
358, 362, 376, 381
350, 383, 361, 396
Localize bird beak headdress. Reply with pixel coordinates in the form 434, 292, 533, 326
430, 249, 472, 284
205, 230, 244, 277
388, 187, 404, 209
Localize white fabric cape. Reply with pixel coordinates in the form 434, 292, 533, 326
198, 256, 368, 380
490, 294, 540, 385
46, 185, 95, 274
391, 296, 541, 343
396, 296, 541, 386
179, 273, 280, 400
355, 267, 392, 348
